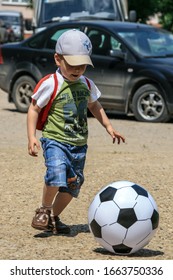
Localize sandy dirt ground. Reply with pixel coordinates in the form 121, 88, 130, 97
0, 88, 173, 261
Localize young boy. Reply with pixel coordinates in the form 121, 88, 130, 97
27, 29, 125, 234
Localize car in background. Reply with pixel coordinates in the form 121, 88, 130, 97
0, 11, 24, 41
3, 22, 16, 42
1, 20, 173, 122
0, 19, 15, 43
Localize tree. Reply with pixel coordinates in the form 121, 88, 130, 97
27, 0, 33, 9
129, 0, 173, 31
129, 0, 156, 23
129, 0, 159, 23
156, 0, 173, 31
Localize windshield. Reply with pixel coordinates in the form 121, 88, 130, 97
40, 0, 120, 23
117, 27, 173, 57
0, 15, 20, 25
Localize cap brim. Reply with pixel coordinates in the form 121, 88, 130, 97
63, 55, 94, 67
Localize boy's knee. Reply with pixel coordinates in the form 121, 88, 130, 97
59, 175, 84, 198
68, 175, 84, 190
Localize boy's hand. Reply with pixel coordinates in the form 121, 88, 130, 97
106, 125, 125, 144
28, 137, 41, 156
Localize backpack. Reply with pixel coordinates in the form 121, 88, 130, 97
35, 73, 91, 130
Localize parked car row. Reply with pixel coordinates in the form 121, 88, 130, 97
0, 10, 24, 43
1, 20, 173, 122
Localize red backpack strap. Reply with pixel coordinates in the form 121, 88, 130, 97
33, 74, 52, 94
36, 73, 58, 130
85, 77, 91, 90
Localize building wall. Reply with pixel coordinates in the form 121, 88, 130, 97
0, 0, 33, 20
0, 0, 33, 37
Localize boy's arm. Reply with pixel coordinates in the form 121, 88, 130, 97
27, 101, 41, 156
88, 100, 125, 144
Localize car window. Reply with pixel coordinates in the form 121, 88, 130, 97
118, 32, 139, 52
110, 37, 122, 51
29, 28, 80, 50
87, 29, 120, 56
28, 32, 47, 49
117, 29, 173, 57
146, 32, 173, 55
46, 28, 81, 50
0, 15, 20, 25
45, 29, 69, 50
118, 31, 153, 55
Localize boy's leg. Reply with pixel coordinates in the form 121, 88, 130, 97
42, 184, 59, 208
31, 184, 58, 230
53, 192, 73, 216
51, 192, 73, 234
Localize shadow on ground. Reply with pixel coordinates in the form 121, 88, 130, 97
94, 247, 164, 257
33, 223, 90, 238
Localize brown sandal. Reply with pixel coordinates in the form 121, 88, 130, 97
31, 207, 53, 230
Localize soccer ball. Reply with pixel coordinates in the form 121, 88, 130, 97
88, 181, 159, 255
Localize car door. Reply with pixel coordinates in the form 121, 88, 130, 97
30, 47, 56, 77
85, 28, 129, 112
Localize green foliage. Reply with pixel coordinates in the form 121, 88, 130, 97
157, 0, 173, 31
129, 0, 159, 23
129, 0, 173, 31
27, 0, 33, 9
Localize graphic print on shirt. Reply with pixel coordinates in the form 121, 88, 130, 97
64, 97, 88, 137
43, 80, 90, 146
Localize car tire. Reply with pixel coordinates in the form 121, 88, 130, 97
132, 84, 170, 122
12, 76, 36, 113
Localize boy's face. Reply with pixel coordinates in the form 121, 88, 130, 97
54, 53, 87, 81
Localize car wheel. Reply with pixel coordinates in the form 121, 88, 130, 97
132, 84, 170, 122
12, 76, 36, 113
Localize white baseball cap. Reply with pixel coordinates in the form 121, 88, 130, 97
55, 29, 93, 67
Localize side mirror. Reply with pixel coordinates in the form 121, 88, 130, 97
129, 10, 137, 22
109, 49, 125, 60
25, 19, 32, 31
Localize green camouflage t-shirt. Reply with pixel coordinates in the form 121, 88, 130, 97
42, 79, 90, 146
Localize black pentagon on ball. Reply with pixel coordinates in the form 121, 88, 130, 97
90, 219, 102, 238
112, 243, 132, 254
99, 186, 117, 202
117, 208, 137, 228
151, 209, 159, 230
131, 184, 148, 197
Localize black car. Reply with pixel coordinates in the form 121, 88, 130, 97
1, 20, 173, 122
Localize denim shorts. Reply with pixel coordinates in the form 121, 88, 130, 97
40, 137, 88, 198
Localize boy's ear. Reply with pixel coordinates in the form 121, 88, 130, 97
54, 53, 61, 66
